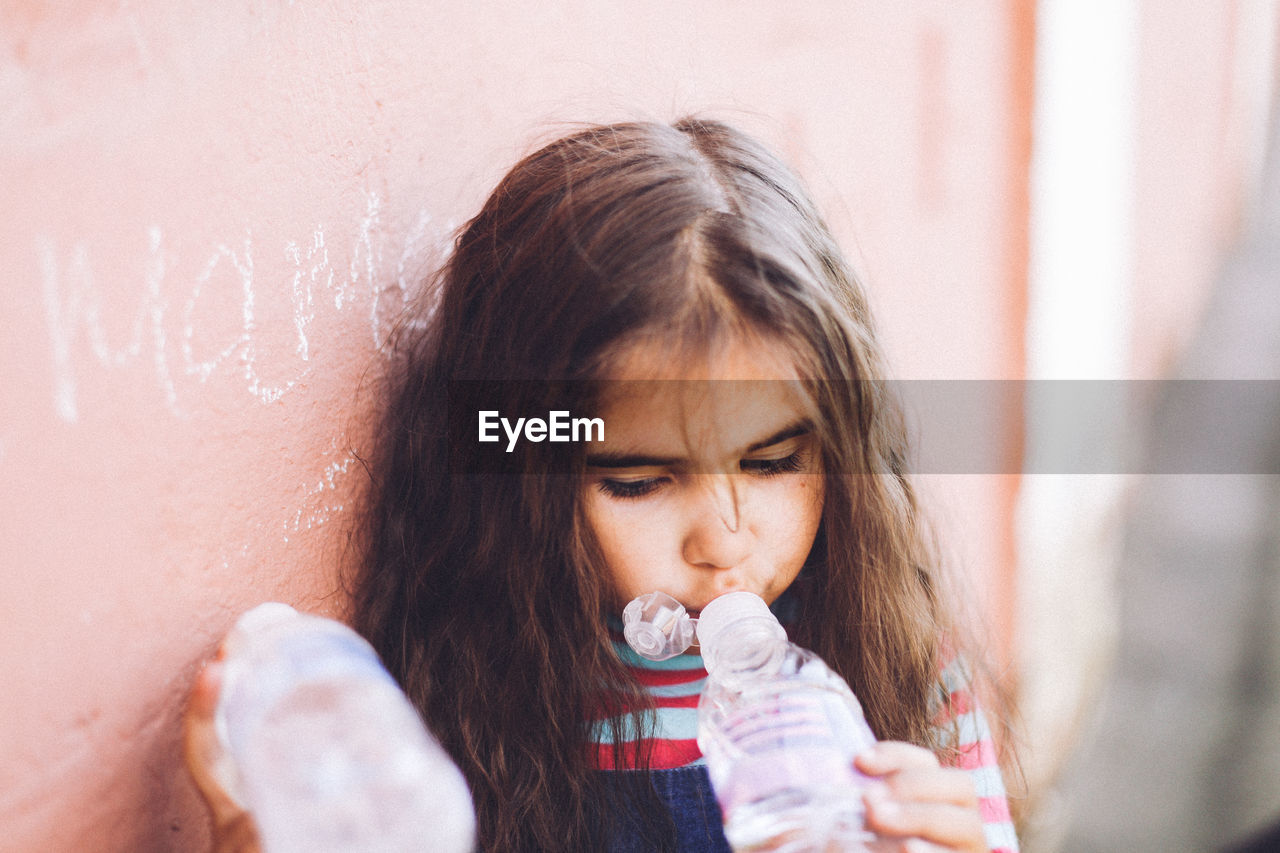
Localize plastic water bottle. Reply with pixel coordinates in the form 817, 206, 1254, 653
623, 591, 878, 852
214, 603, 476, 853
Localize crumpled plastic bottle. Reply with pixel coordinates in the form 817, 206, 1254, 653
214, 602, 476, 853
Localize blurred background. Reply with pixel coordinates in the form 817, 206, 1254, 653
2, 2, 1277, 850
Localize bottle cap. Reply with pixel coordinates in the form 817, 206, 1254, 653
622, 591, 696, 661
696, 591, 787, 677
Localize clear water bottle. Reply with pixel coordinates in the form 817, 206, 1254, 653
214, 602, 476, 853
624, 591, 878, 852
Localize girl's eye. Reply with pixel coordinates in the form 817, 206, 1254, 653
597, 477, 664, 499
740, 449, 806, 476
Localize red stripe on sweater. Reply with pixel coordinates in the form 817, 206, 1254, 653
950, 736, 999, 770
931, 689, 975, 728
593, 738, 703, 770
943, 689, 974, 718
979, 794, 1012, 823
653, 692, 702, 709
588, 688, 702, 720
650, 738, 703, 768
629, 667, 708, 688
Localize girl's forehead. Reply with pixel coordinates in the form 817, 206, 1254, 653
593, 381, 813, 467
601, 332, 804, 382
592, 336, 816, 462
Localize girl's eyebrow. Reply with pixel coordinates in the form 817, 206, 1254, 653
585, 420, 812, 469
585, 451, 681, 469
745, 420, 812, 453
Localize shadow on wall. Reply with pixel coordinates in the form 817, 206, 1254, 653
1056, 108, 1280, 852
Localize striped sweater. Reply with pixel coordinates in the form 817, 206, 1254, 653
590, 631, 1019, 853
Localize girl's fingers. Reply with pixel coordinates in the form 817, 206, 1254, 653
866, 838, 952, 853
182, 659, 244, 825
855, 741, 940, 776
870, 765, 978, 808
184, 655, 264, 853
864, 782, 985, 851
864, 793, 984, 846
856, 742, 985, 851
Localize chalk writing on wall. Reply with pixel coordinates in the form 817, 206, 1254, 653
286, 438, 361, 543
37, 191, 449, 423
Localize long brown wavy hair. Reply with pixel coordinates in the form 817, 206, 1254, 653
353, 118, 973, 851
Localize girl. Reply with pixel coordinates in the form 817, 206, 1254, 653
187, 118, 1019, 852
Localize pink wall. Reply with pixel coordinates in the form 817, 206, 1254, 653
0, 3, 1030, 849
1131, 0, 1276, 379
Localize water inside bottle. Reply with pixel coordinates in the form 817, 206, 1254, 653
242, 680, 472, 853
699, 654, 877, 851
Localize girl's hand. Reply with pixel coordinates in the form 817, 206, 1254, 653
856, 741, 986, 853
183, 651, 263, 853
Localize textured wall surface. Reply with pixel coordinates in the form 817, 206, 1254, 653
2, 3, 1030, 849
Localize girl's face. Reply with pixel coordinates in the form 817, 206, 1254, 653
581, 334, 825, 618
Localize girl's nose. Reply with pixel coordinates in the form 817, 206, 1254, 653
681, 476, 750, 570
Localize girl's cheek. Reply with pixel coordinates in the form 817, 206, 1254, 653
802, 475, 826, 512
779, 473, 824, 508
